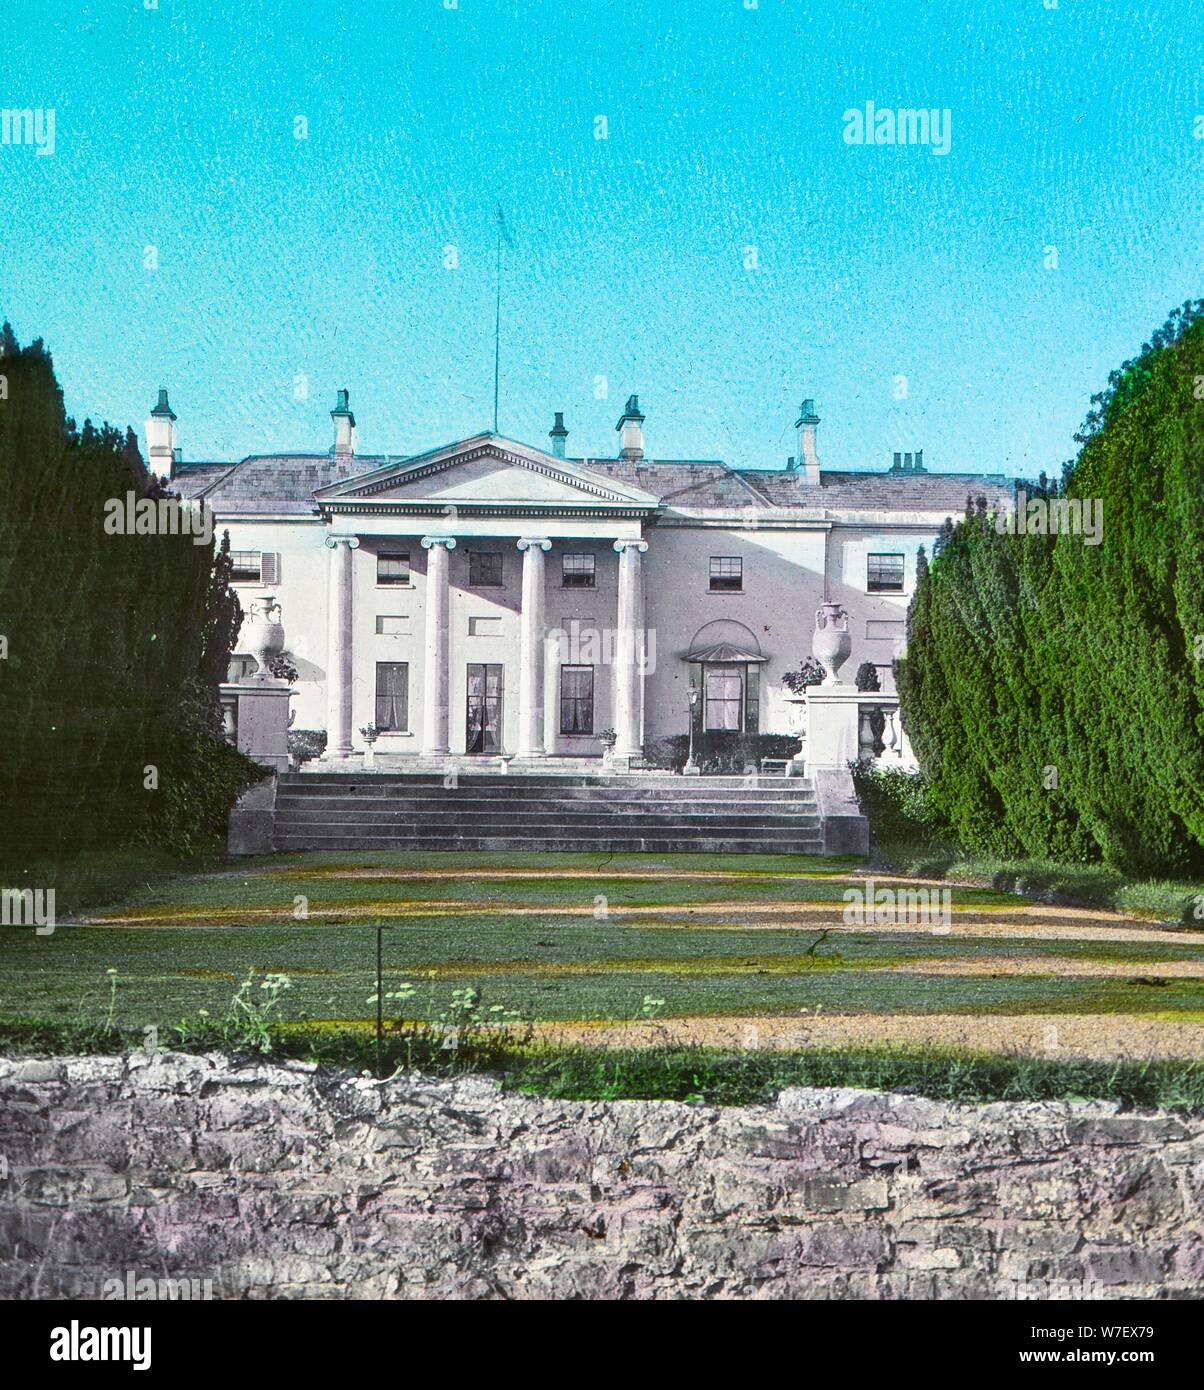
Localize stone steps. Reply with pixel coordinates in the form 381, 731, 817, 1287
273, 834, 826, 854
280, 783, 813, 804
271, 772, 825, 855
275, 795, 818, 813
273, 811, 817, 828
288, 773, 810, 791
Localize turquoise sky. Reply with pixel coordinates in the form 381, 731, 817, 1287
2, 0, 1201, 475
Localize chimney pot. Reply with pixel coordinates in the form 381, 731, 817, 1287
549, 410, 569, 459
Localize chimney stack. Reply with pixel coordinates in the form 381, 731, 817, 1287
330, 388, 356, 471
549, 411, 569, 459
795, 398, 821, 485
146, 388, 177, 480
616, 394, 645, 461
890, 448, 927, 474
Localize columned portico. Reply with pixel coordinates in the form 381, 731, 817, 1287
420, 535, 457, 755
613, 538, 648, 760
311, 432, 661, 764
516, 537, 552, 758
323, 534, 359, 758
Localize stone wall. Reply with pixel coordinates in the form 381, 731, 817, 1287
1, 1053, 1201, 1300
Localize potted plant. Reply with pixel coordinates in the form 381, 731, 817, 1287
597, 727, 617, 767
359, 723, 379, 769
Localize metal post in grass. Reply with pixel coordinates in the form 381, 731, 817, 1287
376, 923, 383, 1079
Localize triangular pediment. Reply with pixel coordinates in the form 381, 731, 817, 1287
315, 434, 660, 512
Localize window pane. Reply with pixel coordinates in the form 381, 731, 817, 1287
562, 554, 595, 587
377, 553, 411, 585
705, 664, 743, 730
230, 550, 261, 582
375, 662, 409, 731
470, 552, 503, 586
709, 556, 742, 591
560, 665, 594, 734
867, 553, 905, 592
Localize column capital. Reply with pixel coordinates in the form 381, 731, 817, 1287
420, 535, 458, 550
613, 538, 648, 554
324, 534, 360, 550
517, 537, 552, 552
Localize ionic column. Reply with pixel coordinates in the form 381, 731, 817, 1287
323, 535, 360, 758
420, 536, 457, 755
516, 537, 551, 758
613, 538, 648, 759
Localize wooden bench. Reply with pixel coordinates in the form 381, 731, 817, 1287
759, 758, 792, 776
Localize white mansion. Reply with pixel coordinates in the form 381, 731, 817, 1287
161, 389, 1015, 765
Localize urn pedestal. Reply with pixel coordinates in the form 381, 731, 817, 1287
802, 602, 869, 854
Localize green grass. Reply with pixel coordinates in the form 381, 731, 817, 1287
6, 912, 1204, 1030
4, 1015, 1203, 1111
502, 1045, 1204, 1110
5, 848, 1204, 1110
0, 846, 195, 918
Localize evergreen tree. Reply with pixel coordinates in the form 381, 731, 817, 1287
0, 325, 260, 863
897, 301, 1204, 874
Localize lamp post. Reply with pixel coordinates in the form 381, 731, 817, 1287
684, 685, 701, 776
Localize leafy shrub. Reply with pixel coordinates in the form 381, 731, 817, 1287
854, 661, 881, 691
268, 651, 299, 684
850, 758, 949, 851
148, 732, 267, 860
780, 658, 825, 695
288, 728, 327, 766
644, 732, 801, 774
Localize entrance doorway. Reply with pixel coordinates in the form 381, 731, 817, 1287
466, 663, 504, 754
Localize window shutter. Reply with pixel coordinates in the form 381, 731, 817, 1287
261, 552, 281, 585
744, 665, 760, 734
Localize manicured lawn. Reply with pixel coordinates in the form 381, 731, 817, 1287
4, 852, 1204, 1044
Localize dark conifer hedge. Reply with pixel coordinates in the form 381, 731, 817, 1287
896, 302, 1204, 875
0, 326, 263, 862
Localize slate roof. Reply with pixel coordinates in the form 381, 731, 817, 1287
576, 458, 1015, 513
740, 467, 1016, 512
173, 455, 387, 514
170, 445, 1017, 516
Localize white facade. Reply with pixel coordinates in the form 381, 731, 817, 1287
166, 393, 1014, 763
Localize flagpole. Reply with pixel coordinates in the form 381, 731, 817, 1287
493, 223, 501, 433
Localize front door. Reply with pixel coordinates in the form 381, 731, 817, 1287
466, 663, 504, 754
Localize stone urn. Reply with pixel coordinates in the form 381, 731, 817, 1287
812, 602, 852, 686
245, 597, 285, 681
359, 724, 378, 770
